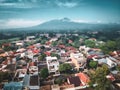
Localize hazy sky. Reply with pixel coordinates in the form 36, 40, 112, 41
0, 0, 120, 29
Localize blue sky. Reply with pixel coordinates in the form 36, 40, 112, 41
0, 0, 120, 29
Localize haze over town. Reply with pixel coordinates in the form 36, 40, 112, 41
0, 0, 120, 90
0, 0, 120, 29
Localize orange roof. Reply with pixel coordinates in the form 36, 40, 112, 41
44, 51, 51, 56
76, 73, 90, 84
68, 40, 73, 43
0, 53, 7, 57
45, 41, 51, 45
29, 62, 35, 66
28, 45, 35, 49
32, 49, 40, 53
58, 45, 65, 48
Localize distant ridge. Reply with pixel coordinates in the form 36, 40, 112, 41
28, 18, 120, 31
1, 18, 120, 31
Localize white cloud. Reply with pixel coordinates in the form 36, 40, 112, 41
73, 19, 90, 23
57, 2, 78, 8
0, 19, 44, 29
0, 3, 17, 6
97, 20, 102, 23
73, 19, 104, 24
0, 1, 38, 8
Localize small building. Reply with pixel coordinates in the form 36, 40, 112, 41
70, 52, 86, 71
23, 74, 40, 90
25, 36, 36, 42
75, 73, 90, 85
67, 76, 81, 87
46, 56, 60, 74
4, 82, 23, 90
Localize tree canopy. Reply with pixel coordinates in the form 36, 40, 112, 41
85, 40, 96, 48
59, 63, 72, 73
89, 61, 98, 69
89, 65, 112, 90
38, 54, 46, 61
99, 40, 117, 54
40, 68, 49, 79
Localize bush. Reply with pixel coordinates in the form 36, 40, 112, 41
40, 68, 49, 79
59, 63, 72, 73
89, 61, 98, 69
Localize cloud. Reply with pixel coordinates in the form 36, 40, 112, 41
57, 2, 78, 8
0, 0, 39, 8
73, 19, 104, 24
0, 0, 81, 9
0, 19, 43, 29
0, 3, 28, 8
73, 19, 90, 23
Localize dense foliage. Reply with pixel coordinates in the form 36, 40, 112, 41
59, 63, 72, 73
89, 65, 112, 90
89, 61, 98, 69
40, 68, 49, 79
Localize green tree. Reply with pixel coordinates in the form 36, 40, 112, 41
89, 61, 98, 69
59, 63, 72, 73
54, 77, 63, 85
116, 66, 120, 71
51, 53, 60, 59
0, 72, 10, 83
54, 76, 66, 85
100, 40, 117, 54
73, 40, 81, 48
85, 40, 96, 48
40, 68, 49, 79
89, 65, 112, 90
52, 41, 58, 46
38, 54, 46, 61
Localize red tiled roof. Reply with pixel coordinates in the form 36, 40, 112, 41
32, 49, 40, 54
44, 51, 51, 56
65, 46, 76, 51
58, 45, 65, 49
46, 41, 51, 45
28, 45, 35, 49
0, 53, 7, 57
68, 40, 73, 43
29, 62, 35, 66
107, 74, 115, 81
87, 54, 98, 59
76, 73, 90, 84
2, 43, 11, 46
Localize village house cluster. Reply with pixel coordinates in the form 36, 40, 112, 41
0, 33, 120, 90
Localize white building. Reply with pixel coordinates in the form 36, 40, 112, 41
25, 36, 36, 42
70, 52, 86, 71
46, 56, 59, 74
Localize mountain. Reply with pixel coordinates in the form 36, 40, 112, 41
30, 18, 96, 30
1, 18, 120, 31
28, 18, 120, 31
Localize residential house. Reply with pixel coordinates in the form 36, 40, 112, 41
46, 56, 60, 74
25, 36, 35, 42
23, 74, 40, 90
67, 76, 81, 87
93, 56, 117, 68
75, 73, 90, 85
29, 65, 38, 75
11, 41, 24, 49
49, 38, 58, 42
79, 46, 90, 55
70, 52, 86, 71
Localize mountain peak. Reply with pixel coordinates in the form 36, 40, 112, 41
60, 17, 71, 22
